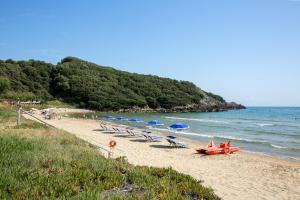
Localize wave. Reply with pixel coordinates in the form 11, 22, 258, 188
148, 127, 170, 132
165, 116, 300, 130
256, 123, 300, 129
242, 150, 300, 161
165, 116, 229, 124
257, 123, 274, 127
179, 131, 214, 138
178, 131, 269, 144
242, 128, 300, 138
269, 144, 300, 152
214, 135, 270, 144
270, 144, 288, 149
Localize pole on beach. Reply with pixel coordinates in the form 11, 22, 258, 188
16, 99, 21, 126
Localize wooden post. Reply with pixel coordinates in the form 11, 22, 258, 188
16, 100, 21, 126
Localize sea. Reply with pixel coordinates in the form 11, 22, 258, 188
100, 107, 300, 161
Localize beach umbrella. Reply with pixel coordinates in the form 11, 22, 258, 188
168, 123, 189, 139
147, 120, 164, 126
104, 115, 114, 119
129, 118, 144, 123
116, 117, 129, 121
169, 123, 189, 130
104, 116, 117, 120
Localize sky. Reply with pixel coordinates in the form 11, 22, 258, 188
0, 0, 299, 106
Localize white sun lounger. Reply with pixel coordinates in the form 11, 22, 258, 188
166, 138, 188, 148
142, 134, 162, 142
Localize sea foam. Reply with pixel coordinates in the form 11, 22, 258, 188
165, 116, 229, 124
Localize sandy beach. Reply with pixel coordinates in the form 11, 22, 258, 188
24, 110, 300, 200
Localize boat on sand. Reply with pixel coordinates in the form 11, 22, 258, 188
196, 140, 240, 155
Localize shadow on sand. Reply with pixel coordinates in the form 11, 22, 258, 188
113, 134, 132, 138
129, 139, 149, 143
191, 152, 208, 158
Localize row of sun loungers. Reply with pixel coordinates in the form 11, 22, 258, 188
98, 124, 188, 148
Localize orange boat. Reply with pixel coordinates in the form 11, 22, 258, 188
196, 140, 240, 155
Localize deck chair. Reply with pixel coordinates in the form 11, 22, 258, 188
112, 127, 126, 133
99, 125, 109, 131
102, 126, 121, 134
126, 130, 143, 137
142, 134, 162, 142
166, 138, 188, 148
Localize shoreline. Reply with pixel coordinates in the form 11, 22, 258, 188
56, 107, 300, 163
23, 109, 300, 200
108, 119, 300, 165
65, 109, 300, 163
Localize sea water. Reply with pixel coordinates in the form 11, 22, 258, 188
101, 107, 300, 161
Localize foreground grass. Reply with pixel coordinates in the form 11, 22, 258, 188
0, 105, 220, 200
0, 103, 16, 124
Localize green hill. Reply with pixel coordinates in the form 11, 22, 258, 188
0, 57, 244, 112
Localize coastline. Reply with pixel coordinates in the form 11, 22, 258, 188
23, 109, 300, 200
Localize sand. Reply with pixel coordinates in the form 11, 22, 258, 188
23, 110, 300, 200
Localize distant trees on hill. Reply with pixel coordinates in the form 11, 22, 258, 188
0, 57, 225, 110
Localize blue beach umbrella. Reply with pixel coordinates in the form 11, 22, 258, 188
129, 118, 144, 123
168, 123, 189, 139
147, 120, 164, 126
169, 123, 189, 130
104, 115, 115, 120
116, 117, 129, 121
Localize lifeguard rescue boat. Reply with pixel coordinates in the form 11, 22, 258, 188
196, 140, 240, 155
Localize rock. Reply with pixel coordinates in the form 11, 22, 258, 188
113, 102, 246, 113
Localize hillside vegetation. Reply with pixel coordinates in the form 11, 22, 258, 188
0, 104, 220, 199
0, 57, 244, 112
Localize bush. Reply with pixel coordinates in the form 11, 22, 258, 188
0, 77, 10, 94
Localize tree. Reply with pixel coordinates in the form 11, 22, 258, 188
0, 77, 10, 94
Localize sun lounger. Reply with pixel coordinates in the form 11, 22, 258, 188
142, 130, 152, 134
166, 138, 188, 148
100, 126, 120, 134
166, 138, 176, 145
112, 127, 126, 133
126, 130, 143, 137
166, 135, 176, 139
142, 134, 162, 142
98, 125, 109, 131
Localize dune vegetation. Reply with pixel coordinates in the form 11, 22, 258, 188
0, 104, 220, 199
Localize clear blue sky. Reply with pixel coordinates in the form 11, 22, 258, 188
0, 0, 299, 106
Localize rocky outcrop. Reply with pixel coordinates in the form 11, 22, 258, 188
114, 102, 246, 113
112, 91, 246, 113
225, 102, 246, 110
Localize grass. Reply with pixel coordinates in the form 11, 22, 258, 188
0, 103, 16, 124
0, 103, 220, 200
